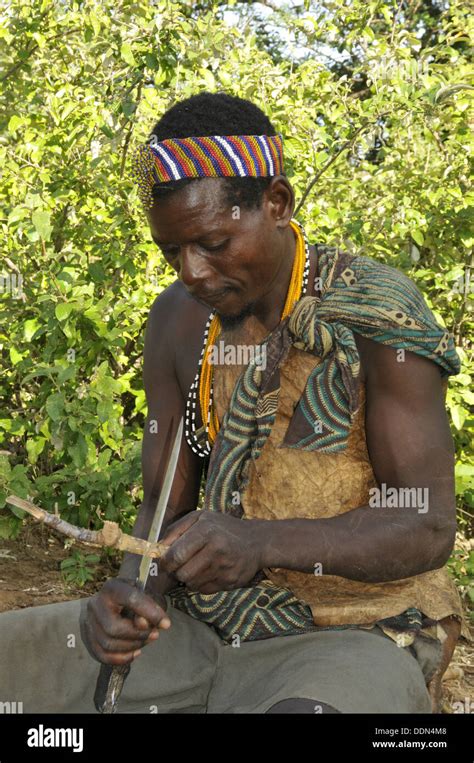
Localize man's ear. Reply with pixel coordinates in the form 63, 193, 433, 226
264, 176, 295, 229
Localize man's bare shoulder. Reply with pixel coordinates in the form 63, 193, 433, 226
354, 331, 445, 394
148, 279, 197, 315
148, 280, 210, 334
146, 280, 212, 398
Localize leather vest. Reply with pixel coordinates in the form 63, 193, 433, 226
212, 340, 469, 639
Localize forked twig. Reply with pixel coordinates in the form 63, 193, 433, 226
6, 495, 168, 559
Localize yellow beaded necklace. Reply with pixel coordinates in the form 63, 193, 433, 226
199, 219, 308, 446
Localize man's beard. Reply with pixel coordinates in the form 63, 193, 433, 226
217, 300, 256, 331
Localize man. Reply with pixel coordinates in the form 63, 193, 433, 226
0, 92, 467, 714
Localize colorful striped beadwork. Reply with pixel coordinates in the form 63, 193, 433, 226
132, 134, 284, 208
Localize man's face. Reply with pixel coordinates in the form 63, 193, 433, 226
146, 178, 289, 328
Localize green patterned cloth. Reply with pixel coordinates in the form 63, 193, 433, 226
169, 244, 461, 643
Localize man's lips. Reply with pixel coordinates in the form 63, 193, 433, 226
197, 288, 231, 303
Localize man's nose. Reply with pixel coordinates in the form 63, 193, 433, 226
179, 246, 212, 291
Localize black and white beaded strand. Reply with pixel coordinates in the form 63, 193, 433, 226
184, 310, 215, 457
184, 220, 311, 456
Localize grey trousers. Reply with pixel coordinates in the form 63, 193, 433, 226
0, 596, 435, 714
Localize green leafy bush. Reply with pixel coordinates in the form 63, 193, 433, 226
60, 550, 101, 588
0, 1, 472, 593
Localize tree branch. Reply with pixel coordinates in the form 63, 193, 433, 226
294, 121, 372, 217
6, 495, 169, 559
120, 80, 143, 178
0, 27, 82, 83
453, 251, 474, 345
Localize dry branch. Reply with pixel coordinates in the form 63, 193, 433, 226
6, 495, 169, 559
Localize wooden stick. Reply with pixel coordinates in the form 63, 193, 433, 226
6, 495, 169, 559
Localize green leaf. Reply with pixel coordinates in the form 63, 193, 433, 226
9, 504, 26, 519
451, 405, 466, 430
9, 347, 23, 365
0, 515, 22, 539
455, 374, 472, 386
455, 463, 474, 478
97, 400, 114, 422
121, 99, 137, 118
0, 455, 12, 481
199, 68, 215, 89
70, 434, 88, 468
97, 449, 112, 469
411, 230, 424, 247
26, 437, 47, 464
55, 303, 74, 321
31, 210, 52, 241
88, 263, 105, 282
45, 393, 65, 422
24, 318, 40, 341
8, 206, 28, 224
60, 558, 77, 569
8, 115, 26, 133
57, 366, 76, 384
120, 42, 137, 66
133, 389, 146, 414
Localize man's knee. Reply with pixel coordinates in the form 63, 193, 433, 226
265, 697, 342, 714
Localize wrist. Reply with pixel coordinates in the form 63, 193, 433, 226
118, 551, 141, 581
250, 519, 277, 569
146, 568, 176, 597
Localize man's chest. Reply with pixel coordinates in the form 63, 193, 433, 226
172, 242, 372, 419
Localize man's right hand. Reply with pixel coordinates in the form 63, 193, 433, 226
80, 577, 171, 665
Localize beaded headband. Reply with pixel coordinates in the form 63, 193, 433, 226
131, 133, 284, 208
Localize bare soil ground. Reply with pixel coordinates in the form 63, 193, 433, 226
0, 520, 472, 713
0, 521, 114, 610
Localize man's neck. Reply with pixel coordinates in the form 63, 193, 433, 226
220, 240, 318, 347
251, 226, 297, 332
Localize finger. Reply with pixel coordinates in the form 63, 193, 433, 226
97, 648, 141, 667
160, 511, 201, 546
173, 555, 215, 587
88, 607, 150, 655
103, 579, 166, 627
90, 598, 157, 641
143, 629, 161, 645
195, 579, 224, 595
133, 615, 153, 631
160, 532, 208, 575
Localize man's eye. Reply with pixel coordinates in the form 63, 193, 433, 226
157, 240, 228, 257
203, 240, 228, 252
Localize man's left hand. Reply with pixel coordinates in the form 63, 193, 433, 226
159, 511, 264, 594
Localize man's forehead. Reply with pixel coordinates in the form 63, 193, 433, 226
148, 179, 230, 231
148, 210, 232, 247
155, 177, 227, 209
150, 225, 228, 245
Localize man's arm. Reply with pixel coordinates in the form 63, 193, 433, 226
257, 338, 458, 582
160, 338, 458, 591
118, 283, 204, 595
80, 284, 207, 664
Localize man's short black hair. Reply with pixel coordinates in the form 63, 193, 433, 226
149, 92, 281, 210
